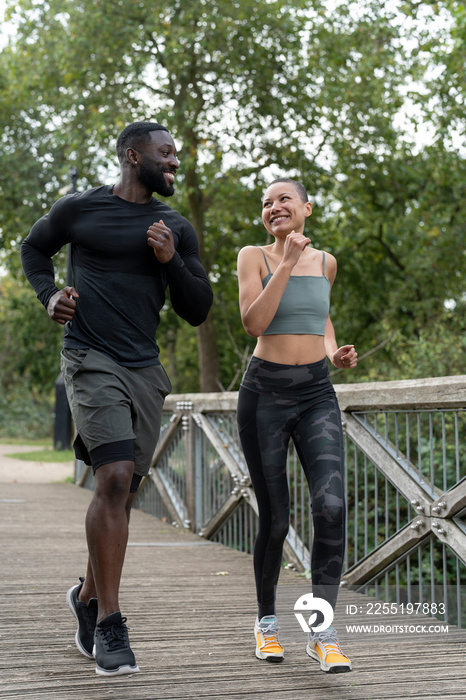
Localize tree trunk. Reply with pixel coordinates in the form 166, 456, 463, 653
197, 317, 221, 392
184, 147, 221, 392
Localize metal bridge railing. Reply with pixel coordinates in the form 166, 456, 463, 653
75, 375, 466, 627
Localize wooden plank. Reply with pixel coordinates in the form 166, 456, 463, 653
149, 413, 182, 468
143, 468, 186, 528
163, 392, 239, 412
161, 375, 466, 414
341, 518, 430, 586
344, 413, 441, 504
2, 482, 466, 699
430, 518, 466, 566
192, 411, 247, 482
336, 374, 466, 411
199, 491, 243, 539
434, 478, 466, 518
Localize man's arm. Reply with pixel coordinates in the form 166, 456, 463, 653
164, 253, 213, 326
21, 196, 75, 310
147, 219, 213, 326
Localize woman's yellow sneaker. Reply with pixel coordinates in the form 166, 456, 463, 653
254, 615, 284, 662
306, 626, 351, 673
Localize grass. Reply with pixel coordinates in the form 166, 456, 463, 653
0, 437, 53, 446
7, 448, 75, 462
0, 437, 74, 462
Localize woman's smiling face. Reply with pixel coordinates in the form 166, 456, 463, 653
261, 182, 312, 237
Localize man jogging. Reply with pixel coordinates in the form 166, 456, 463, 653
21, 121, 213, 676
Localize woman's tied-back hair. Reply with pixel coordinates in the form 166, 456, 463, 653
265, 178, 309, 203
116, 122, 169, 164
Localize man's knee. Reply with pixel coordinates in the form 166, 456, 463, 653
94, 461, 134, 499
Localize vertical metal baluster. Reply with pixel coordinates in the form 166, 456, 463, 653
442, 543, 447, 624
214, 448, 217, 518
430, 538, 435, 608
406, 412, 413, 531
249, 506, 254, 556
206, 439, 211, 526
178, 435, 182, 509
396, 562, 400, 604
224, 459, 228, 513
374, 464, 378, 551
385, 477, 389, 543
240, 504, 244, 553
196, 423, 203, 531
442, 411, 447, 492
354, 443, 358, 564
396, 490, 400, 533
241, 506, 244, 554
221, 457, 225, 515
456, 558, 461, 628
205, 437, 210, 523
212, 447, 216, 520
429, 412, 435, 494
233, 503, 238, 551
406, 412, 410, 467
417, 412, 422, 484
171, 445, 176, 505
177, 434, 181, 504
454, 411, 460, 483
407, 553, 411, 606
364, 454, 368, 557
344, 434, 349, 571
214, 454, 218, 517
418, 545, 423, 604
201, 432, 207, 533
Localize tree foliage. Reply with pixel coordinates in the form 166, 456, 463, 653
0, 0, 464, 414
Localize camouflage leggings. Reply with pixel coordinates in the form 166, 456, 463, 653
237, 355, 345, 618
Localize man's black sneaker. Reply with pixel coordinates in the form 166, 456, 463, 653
93, 612, 140, 676
66, 577, 98, 659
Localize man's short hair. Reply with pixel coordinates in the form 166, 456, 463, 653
116, 122, 169, 164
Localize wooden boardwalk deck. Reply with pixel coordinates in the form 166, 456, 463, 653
1, 482, 466, 700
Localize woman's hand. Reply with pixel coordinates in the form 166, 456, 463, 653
282, 230, 311, 269
332, 345, 358, 369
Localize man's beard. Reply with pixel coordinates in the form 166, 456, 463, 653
137, 160, 175, 197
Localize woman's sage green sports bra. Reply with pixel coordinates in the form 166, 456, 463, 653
260, 247, 330, 336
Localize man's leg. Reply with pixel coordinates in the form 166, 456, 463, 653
78, 486, 137, 607
82, 460, 134, 621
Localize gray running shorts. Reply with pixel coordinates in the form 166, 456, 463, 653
61, 347, 171, 477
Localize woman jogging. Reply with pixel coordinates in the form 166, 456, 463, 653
236, 178, 357, 672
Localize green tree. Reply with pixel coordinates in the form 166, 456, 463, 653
0, 0, 464, 399
0, 275, 62, 438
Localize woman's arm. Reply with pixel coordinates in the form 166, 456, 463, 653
324, 316, 357, 368
237, 233, 309, 337
324, 254, 358, 368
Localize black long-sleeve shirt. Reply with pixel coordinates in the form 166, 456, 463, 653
21, 185, 213, 367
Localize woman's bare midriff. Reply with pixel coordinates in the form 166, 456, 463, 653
253, 334, 327, 365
